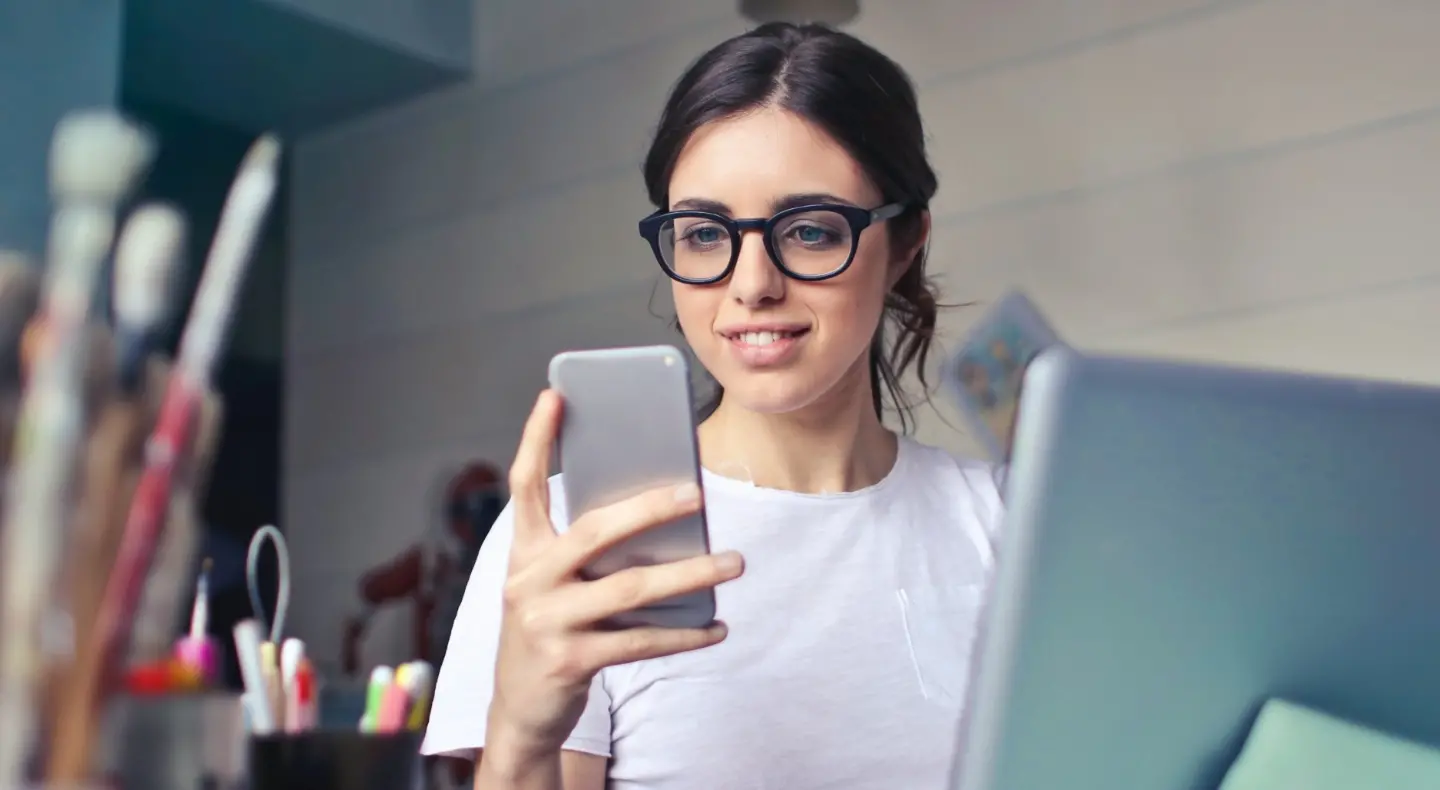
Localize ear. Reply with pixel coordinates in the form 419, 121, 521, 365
887, 210, 931, 289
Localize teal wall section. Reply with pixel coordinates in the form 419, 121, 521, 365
0, 0, 471, 256
0, 0, 124, 256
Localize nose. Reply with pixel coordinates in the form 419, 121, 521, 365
726, 229, 785, 307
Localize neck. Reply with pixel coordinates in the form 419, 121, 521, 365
698, 361, 899, 494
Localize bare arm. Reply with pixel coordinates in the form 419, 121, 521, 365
472, 747, 607, 790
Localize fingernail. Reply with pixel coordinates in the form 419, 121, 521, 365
710, 621, 729, 639
713, 550, 743, 574
674, 482, 701, 504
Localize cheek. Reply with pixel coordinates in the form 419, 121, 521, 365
671, 282, 718, 344
835, 237, 895, 320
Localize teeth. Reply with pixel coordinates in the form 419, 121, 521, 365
739, 331, 793, 346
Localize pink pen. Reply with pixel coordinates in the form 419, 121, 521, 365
375, 677, 412, 734
172, 558, 219, 684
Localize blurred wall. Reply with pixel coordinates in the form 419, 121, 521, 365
124, 101, 286, 363
263, 0, 471, 70
284, 0, 1440, 666
0, 0, 124, 257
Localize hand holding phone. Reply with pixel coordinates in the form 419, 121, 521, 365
485, 385, 742, 761
548, 345, 719, 628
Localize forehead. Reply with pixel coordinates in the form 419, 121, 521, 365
668, 107, 878, 211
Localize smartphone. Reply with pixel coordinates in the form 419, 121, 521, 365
547, 345, 716, 629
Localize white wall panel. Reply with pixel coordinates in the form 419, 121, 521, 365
927, 113, 1440, 341
287, 282, 677, 469
289, 171, 657, 356
290, 23, 747, 261
924, 0, 1440, 219
1098, 280, 1440, 384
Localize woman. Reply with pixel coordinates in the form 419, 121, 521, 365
423, 22, 1003, 790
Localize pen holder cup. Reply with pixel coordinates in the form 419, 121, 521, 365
248, 731, 425, 790
100, 691, 248, 790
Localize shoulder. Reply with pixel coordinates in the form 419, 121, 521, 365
899, 437, 1002, 491
897, 437, 1006, 544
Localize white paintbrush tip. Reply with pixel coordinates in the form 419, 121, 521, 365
240, 134, 282, 178
49, 110, 155, 204
48, 205, 116, 280
113, 203, 184, 328
280, 637, 304, 677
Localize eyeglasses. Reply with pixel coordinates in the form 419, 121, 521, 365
638, 202, 906, 284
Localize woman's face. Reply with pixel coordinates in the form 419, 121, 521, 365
667, 107, 913, 416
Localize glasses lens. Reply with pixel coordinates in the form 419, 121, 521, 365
658, 215, 733, 281
770, 209, 855, 277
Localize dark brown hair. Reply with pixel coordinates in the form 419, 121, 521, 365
643, 22, 941, 432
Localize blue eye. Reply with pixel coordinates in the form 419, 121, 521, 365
797, 226, 827, 243
784, 223, 841, 246
692, 227, 723, 244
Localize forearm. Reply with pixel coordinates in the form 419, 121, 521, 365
474, 750, 563, 790
473, 729, 563, 790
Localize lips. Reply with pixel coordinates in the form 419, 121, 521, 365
719, 326, 811, 367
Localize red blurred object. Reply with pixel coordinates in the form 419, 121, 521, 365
122, 656, 206, 695
341, 461, 505, 675
122, 662, 172, 696
296, 657, 317, 729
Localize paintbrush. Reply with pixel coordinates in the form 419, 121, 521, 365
125, 136, 281, 670
0, 110, 153, 789
89, 134, 281, 698
44, 202, 186, 784
44, 205, 184, 780
112, 204, 183, 393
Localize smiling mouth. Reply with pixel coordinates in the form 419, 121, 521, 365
726, 328, 810, 347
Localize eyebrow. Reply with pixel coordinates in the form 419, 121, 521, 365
669, 192, 861, 216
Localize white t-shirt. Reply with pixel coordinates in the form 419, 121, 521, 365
423, 437, 1004, 789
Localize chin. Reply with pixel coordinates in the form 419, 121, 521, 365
688, 328, 873, 416
709, 371, 832, 415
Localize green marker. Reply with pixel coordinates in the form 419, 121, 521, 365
360, 665, 393, 733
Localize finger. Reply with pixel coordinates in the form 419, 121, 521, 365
553, 551, 744, 628
581, 622, 729, 668
507, 390, 562, 550
537, 482, 704, 581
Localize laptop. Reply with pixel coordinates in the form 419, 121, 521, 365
952, 347, 1440, 790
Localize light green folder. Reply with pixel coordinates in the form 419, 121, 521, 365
1220, 700, 1440, 790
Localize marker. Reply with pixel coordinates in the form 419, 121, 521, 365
359, 665, 392, 733
375, 672, 412, 734
404, 661, 436, 731
232, 619, 275, 734
294, 657, 317, 731
259, 641, 282, 730
280, 638, 305, 733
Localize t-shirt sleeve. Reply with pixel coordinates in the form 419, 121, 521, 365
421, 478, 615, 759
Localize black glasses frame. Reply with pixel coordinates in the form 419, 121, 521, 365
637, 202, 907, 284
